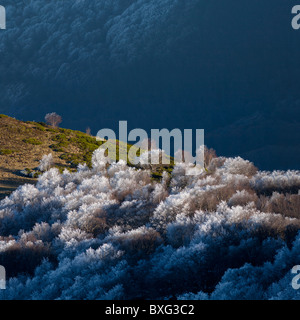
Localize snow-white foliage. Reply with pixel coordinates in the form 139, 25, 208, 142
91, 148, 111, 171
38, 153, 53, 172
251, 170, 300, 193
228, 190, 258, 207
0, 151, 300, 300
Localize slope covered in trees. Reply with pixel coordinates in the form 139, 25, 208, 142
0, 148, 299, 300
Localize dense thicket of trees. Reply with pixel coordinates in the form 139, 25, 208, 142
0, 149, 300, 300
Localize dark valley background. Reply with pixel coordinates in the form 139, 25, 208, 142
0, 0, 299, 170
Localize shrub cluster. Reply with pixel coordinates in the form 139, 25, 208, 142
0, 149, 299, 300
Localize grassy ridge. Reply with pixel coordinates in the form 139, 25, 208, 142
0, 115, 174, 198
